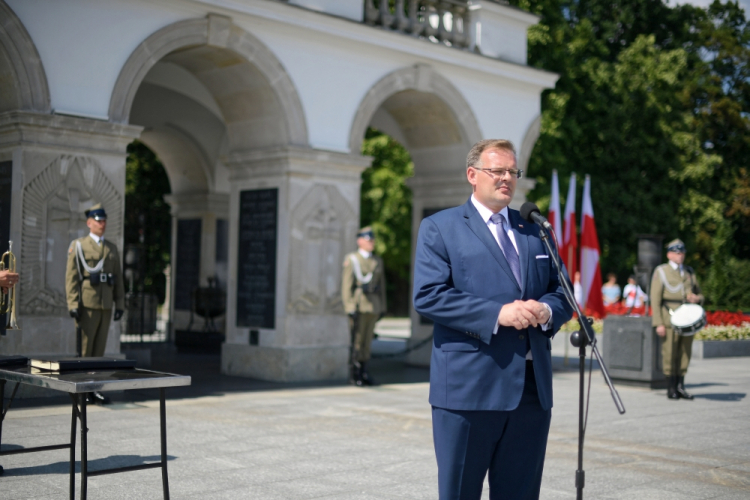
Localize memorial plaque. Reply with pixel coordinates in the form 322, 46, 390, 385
0, 162, 11, 252
174, 219, 202, 310
236, 189, 278, 329
419, 207, 449, 326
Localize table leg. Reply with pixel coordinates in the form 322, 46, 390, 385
160, 388, 170, 500
80, 394, 88, 500
69, 394, 79, 500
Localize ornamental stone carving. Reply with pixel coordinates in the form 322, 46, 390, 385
20, 155, 122, 315
287, 185, 357, 314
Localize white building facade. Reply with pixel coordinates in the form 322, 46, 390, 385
0, 0, 557, 381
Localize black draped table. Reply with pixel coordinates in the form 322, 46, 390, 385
0, 364, 190, 499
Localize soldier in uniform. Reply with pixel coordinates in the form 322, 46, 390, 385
650, 239, 704, 400
341, 227, 387, 386
65, 204, 125, 403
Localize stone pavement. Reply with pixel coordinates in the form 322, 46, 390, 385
0, 346, 748, 499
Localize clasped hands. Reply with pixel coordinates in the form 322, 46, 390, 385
498, 300, 550, 330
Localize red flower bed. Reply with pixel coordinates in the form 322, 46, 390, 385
705, 310, 749, 326
587, 305, 748, 326
576, 303, 649, 319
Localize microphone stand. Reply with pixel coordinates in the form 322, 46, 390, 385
536, 224, 626, 500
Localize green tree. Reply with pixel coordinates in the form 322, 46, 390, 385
510, 0, 750, 307
360, 128, 414, 316
124, 141, 172, 304
687, 1, 750, 307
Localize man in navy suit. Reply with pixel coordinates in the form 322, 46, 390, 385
413, 139, 573, 499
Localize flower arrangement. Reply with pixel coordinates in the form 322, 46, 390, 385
559, 308, 749, 340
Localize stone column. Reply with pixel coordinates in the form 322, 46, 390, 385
222, 146, 370, 382
0, 111, 141, 356
405, 172, 536, 367
163, 192, 229, 332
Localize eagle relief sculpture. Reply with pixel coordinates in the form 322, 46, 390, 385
287, 185, 357, 315
20, 155, 122, 316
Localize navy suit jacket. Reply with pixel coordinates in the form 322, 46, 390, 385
413, 199, 573, 411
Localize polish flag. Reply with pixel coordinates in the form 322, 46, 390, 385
580, 175, 605, 317
548, 170, 563, 247
562, 173, 577, 281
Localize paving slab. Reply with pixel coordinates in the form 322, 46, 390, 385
0, 345, 747, 499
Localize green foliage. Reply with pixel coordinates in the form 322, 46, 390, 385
703, 255, 750, 310
125, 141, 172, 304
360, 128, 414, 316
509, 0, 750, 307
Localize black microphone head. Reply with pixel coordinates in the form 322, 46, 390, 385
520, 202, 541, 223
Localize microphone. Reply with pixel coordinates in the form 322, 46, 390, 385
520, 202, 553, 231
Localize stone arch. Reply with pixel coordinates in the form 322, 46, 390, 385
0, 0, 50, 113
518, 115, 541, 175
140, 127, 214, 194
108, 13, 308, 148
348, 64, 481, 154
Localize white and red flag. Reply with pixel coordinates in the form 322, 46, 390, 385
548, 170, 563, 246
562, 172, 578, 281
580, 175, 605, 317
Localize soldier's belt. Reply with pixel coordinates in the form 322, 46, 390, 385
83, 272, 116, 286
663, 301, 683, 309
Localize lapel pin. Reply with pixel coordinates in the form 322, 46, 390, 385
519, 224, 524, 228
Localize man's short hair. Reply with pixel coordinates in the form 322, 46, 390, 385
466, 139, 516, 170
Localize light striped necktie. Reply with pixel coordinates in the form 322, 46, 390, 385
490, 213, 521, 288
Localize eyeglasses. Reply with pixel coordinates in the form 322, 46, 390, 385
473, 167, 523, 179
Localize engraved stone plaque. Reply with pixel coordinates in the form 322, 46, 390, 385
236, 189, 277, 329
174, 219, 202, 311
0, 161, 10, 251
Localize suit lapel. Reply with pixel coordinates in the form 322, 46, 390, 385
462, 201, 521, 292
508, 210, 530, 297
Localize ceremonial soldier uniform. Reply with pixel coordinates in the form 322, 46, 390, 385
342, 227, 386, 386
650, 238, 703, 400
65, 204, 125, 361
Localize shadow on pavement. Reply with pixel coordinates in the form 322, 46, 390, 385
693, 392, 746, 402
0, 454, 175, 476
5, 342, 433, 409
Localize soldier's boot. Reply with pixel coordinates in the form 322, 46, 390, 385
667, 376, 680, 400
676, 376, 694, 400
351, 362, 365, 387
359, 362, 376, 386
